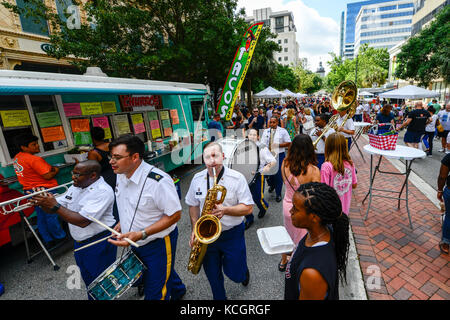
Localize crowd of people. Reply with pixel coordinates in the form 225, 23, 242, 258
1, 94, 449, 301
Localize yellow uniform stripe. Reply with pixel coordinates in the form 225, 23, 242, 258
160, 235, 172, 300
260, 174, 268, 210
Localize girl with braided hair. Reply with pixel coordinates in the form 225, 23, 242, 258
321, 132, 357, 215
285, 182, 350, 300
279, 134, 320, 272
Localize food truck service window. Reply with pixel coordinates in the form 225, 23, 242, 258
191, 100, 206, 121
0, 95, 34, 161
29, 95, 67, 152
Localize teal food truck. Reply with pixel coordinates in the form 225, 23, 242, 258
0, 69, 213, 248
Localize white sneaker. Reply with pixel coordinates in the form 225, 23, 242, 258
439, 148, 445, 152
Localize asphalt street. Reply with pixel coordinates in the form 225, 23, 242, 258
0, 162, 366, 301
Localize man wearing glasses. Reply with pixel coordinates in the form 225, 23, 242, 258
31, 160, 117, 299
248, 107, 265, 132
107, 135, 186, 300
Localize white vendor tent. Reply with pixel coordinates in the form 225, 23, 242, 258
282, 89, 297, 97
358, 90, 373, 96
254, 86, 286, 99
378, 85, 440, 99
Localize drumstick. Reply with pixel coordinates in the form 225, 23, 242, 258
86, 214, 140, 248
73, 235, 113, 252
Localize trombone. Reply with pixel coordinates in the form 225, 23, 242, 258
0, 181, 73, 215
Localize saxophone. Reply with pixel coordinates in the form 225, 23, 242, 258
187, 168, 226, 274
313, 80, 357, 148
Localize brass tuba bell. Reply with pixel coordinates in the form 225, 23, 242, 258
313, 80, 357, 148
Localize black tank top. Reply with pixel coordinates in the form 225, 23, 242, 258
284, 233, 339, 300
94, 147, 116, 189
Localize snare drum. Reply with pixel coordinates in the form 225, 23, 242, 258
87, 250, 146, 300
217, 138, 259, 184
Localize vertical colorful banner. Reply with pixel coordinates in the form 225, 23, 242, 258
216, 22, 264, 121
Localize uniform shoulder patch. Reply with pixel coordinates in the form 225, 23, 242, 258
148, 171, 163, 182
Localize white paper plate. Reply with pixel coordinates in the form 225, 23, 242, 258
257, 226, 295, 255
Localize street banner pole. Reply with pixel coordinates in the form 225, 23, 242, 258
216, 22, 264, 121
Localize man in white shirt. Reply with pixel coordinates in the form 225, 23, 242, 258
437, 103, 450, 152
32, 160, 117, 299
261, 117, 292, 202
310, 114, 335, 169
107, 135, 186, 300
354, 102, 364, 122
185, 142, 254, 300
335, 109, 355, 151
245, 129, 277, 228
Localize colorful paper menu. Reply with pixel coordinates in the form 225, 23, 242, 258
131, 114, 145, 134
74, 131, 92, 145
93, 116, 112, 139
36, 111, 62, 128
41, 126, 66, 143
148, 111, 162, 139
63, 103, 82, 116
70, 118, 90, 132
80, 102, 102, 115
0, 110, 31, 127
170, 109, 180, 125
101, 101, 117, 113
151, 128, 162, 139
160, 110, 170, 120
114, 114, 131, 135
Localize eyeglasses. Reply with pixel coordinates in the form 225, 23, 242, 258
71, 171, 91, 178
108, 154, 131, 162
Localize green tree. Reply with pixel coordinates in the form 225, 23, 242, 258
292, 64, 323, 94
324, 44, 389, 90
395, 5, 450, 86
1, 0, 252, 105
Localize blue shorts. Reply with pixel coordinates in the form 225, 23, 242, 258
404, 131, 423, 143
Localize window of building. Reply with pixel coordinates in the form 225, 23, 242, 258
278, 40, 282, 44
278, 57, 282, 61
16, 0, 50, 36
398, 3, 414, 9
284, 48, 288, 52
284, 57, 288, 61
284, 39, 288, 44
379, 5, 397, 11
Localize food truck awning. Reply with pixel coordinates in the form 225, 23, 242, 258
0, 77, 205, 95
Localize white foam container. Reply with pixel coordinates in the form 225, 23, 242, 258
257, 226, 295, 255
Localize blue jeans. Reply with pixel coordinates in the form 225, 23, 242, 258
25, 189, 66, 244
442, 187, 450, 244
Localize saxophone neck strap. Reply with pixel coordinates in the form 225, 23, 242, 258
206, 166, 225, 190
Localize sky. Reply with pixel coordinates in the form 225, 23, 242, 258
236, 0, 362, 74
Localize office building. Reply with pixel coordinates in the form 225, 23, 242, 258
0, 0, 82, 73
245, 7, 300, 66
341, 0, 401, 60
354, 0, 414, 55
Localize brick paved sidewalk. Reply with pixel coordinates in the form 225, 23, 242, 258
349, 142, 450, 300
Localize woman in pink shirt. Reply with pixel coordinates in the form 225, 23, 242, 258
280, 134, 320, 271
321, 133, 357, 215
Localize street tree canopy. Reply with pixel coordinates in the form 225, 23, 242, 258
394, 5, 450, 87
324, 44, 389, 91
2, 0, 280, 106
